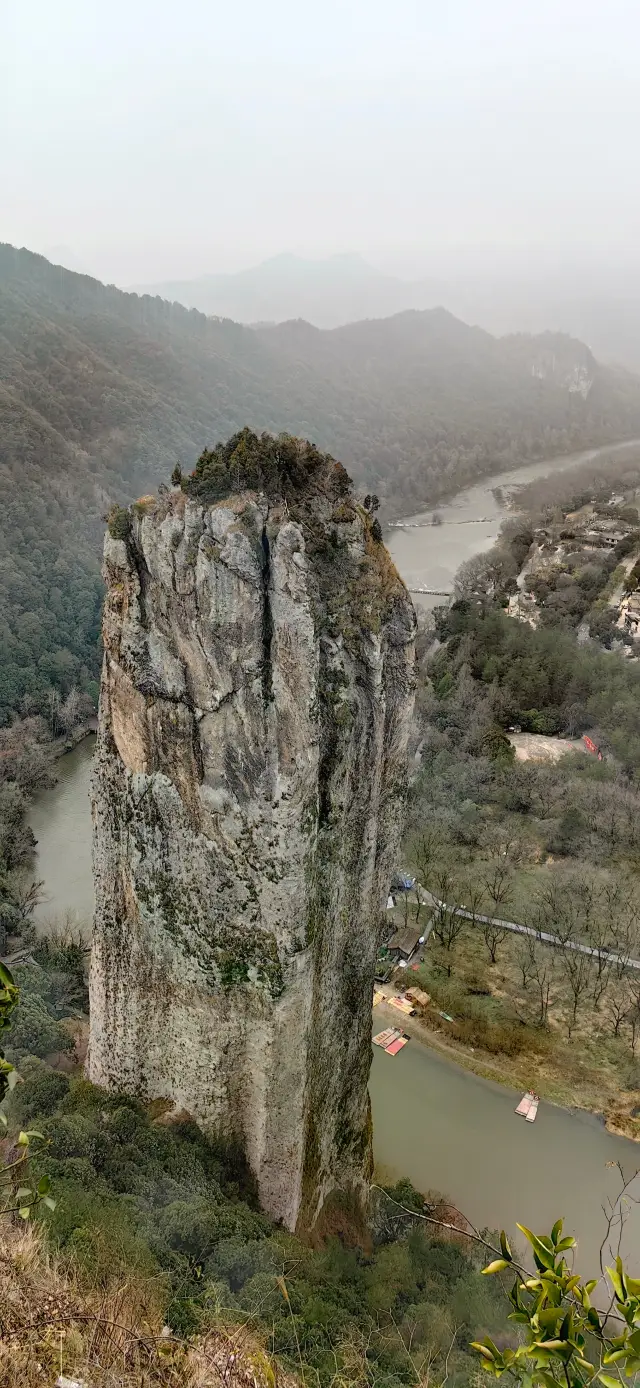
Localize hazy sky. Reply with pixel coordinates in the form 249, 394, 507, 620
3, 0, 640, 285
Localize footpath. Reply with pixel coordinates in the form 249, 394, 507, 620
415, 885, 640, 972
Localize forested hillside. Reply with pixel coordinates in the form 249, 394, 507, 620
3, 241, 640, 722
256, 311, 640, 505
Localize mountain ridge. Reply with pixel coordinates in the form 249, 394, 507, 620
132, 250, 640, 371
131, 251, 438, 329
2, 241, 640, 722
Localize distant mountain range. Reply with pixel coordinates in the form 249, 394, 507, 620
132, 252, 434, 330
134, 252, 640, 373
3, 240, 640, 721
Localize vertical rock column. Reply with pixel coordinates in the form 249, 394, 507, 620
88, 479, 415, 1234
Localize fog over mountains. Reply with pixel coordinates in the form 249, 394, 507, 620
134, 253, 640, 373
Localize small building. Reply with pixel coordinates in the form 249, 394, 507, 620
405, 986, 431, 1008
387, 925, 422, 962
584, 523, 629, 548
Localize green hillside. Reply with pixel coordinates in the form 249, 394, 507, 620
2, 242, 640, 722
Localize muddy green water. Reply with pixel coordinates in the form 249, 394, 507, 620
370, 1039, 640, 1275
29, 734, 95, 931
27, 440, 640, 1273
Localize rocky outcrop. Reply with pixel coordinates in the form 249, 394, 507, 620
88, 439, 415, 1234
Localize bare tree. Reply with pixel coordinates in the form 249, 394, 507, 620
454, 552, 495, 600
411, 827, 445, 893
454, 546, 517, 600
11, 875, 44, 926
483, 862, 514, 916
46, 687, 61, 736
411, 826, 446, 925
14, 742, 53, 796
620, 788, 640, 853
604, 975, 633, 1039
59, 686, 82, 733
532, 768, 562, 820
480, 917, 509, 966
529, 943, 557, 1028
515, 931, 538, 992
480, 862, 513, 963
463, 879, 486, 932
431, 866, 466, 975
621, 975, 640, 1054
529, 875, 578, 947
577, 877, 613, 1007
560, 944, 592, 1037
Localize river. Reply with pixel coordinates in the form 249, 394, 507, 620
386, 438, 640, 611
29, 735, 95, 930
26, 439, 640, 1274
370, 1039, 640, 1276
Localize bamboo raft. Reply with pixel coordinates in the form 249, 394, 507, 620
373, 1027, 411, 1056
515, 1091, 539, 1122
388, 995, 415, 1016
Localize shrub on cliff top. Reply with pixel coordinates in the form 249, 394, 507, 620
106, 504, 132, 542
181, 428, 352, 505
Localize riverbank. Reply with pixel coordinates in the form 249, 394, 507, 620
383, 438, 640, 526
375, 985, 640, 1141
49, 717, 98, 760
386, 438, 640, 610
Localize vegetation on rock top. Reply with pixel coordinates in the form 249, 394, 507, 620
179, 429, 351, 507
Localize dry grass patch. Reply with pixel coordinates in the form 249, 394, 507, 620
0, 1221, 287, 1388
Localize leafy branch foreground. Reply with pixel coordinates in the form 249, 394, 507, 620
476, 1228, 640, 1388
376, 1185, 640, 1388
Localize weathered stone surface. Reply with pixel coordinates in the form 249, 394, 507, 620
88, 465, 415, 1234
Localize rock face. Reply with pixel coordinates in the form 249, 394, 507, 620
88, 439, 415, 1234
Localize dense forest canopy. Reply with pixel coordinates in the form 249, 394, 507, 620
3, 242, 640, 723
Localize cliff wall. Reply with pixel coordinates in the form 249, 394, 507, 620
88, 441, 415, 1234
